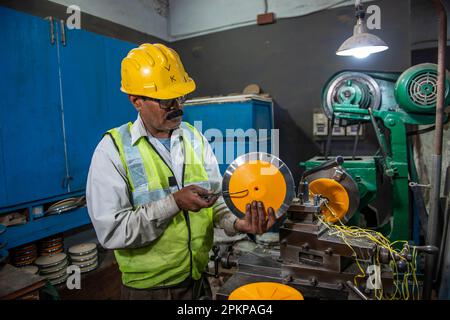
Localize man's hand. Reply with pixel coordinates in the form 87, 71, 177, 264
234, 201, 278, 235
173, 185, 219, 212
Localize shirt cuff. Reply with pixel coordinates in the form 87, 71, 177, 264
222, 213, 240, 237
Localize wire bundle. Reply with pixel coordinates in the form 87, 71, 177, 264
315, 197, 420, 300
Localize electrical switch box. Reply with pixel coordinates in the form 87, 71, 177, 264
313, 113, 328, 136
346, 125, 364, 136
332, 126, 346, 136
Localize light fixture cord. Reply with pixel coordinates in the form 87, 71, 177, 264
355, 0, 365, 19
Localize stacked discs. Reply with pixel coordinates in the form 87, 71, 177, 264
68, 243, 98, 273
35, 253, 69, 285
38, 235, 64, 256
10, 243, 38, 267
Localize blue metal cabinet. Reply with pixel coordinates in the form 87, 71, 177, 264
184, 96, 273, 132
57, 26, 108, 192
0, 6, 138, 249
103, 40, 137, 127
0, 7, 68, 207
0, 7, 137, 201
57, 25, 135, 192
183, 95, 274, 174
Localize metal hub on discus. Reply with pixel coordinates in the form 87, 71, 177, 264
305, 166, 360, 223
222, 152, 295, 219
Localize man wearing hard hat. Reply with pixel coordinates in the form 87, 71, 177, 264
86, 44, 277, 299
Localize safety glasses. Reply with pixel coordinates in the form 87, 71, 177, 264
141, 95, 187, 110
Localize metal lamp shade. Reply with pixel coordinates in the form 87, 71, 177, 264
336, 20, 388, 58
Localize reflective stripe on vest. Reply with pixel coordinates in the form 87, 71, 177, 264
106, 121, 214, 289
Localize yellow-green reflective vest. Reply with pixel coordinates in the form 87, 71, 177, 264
106, 121, 214, 289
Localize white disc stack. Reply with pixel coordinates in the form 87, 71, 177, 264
20, 265, 39, 275
68, 243, 98, 273
34, 253, 69, 285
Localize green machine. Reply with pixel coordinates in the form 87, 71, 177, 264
302, 63, 450, 241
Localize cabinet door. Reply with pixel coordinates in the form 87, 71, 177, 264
104, 39, 137, 128
0, 7, 67, 207
58, 24, 136, 192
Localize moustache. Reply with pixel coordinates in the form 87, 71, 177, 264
166, 109, 184, 120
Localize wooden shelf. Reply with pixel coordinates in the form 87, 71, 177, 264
0, 264, 47, 300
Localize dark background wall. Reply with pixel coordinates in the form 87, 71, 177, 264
411, 0, 450, 51
172, 0, 412, 183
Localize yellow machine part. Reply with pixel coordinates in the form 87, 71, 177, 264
229, 282, 304, 300
228, 160, 286, 216
309, 178, 350, 223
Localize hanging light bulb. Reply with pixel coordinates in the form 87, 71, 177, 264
336, 0, 388, 59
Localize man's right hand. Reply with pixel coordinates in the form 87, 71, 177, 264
173, 185, 219, 212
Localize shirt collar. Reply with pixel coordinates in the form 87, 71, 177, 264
130, 114, 183, 145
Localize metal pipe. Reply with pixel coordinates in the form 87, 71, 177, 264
439, 167, 450, 298
432, 0, 447, 157
345, 281, 369, 300
368, 108, 389, 161
60, 19, 66, 46
46, 17, 55, 45
436, 166, 450, 296
424, 0, 447, 300
324, 113, 335, 160
352, 123, 361, 160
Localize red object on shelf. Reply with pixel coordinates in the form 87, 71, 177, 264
257, 12, 275, 25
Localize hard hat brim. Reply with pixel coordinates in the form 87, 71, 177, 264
121, 78, 196, 100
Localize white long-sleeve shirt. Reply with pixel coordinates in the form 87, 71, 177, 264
86, 114, 239, 250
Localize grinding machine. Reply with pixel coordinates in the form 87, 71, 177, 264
303, 63, 450, 241
213, 63, 449, 300
214, 152, 438, 300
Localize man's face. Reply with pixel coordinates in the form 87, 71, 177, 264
130, 95, 184, 133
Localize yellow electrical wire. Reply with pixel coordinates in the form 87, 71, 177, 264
310, 191, 419, 300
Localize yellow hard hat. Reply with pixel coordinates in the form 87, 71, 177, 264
120, 43, 196, 99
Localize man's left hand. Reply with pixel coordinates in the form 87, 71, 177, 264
234, 201, 278, 235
